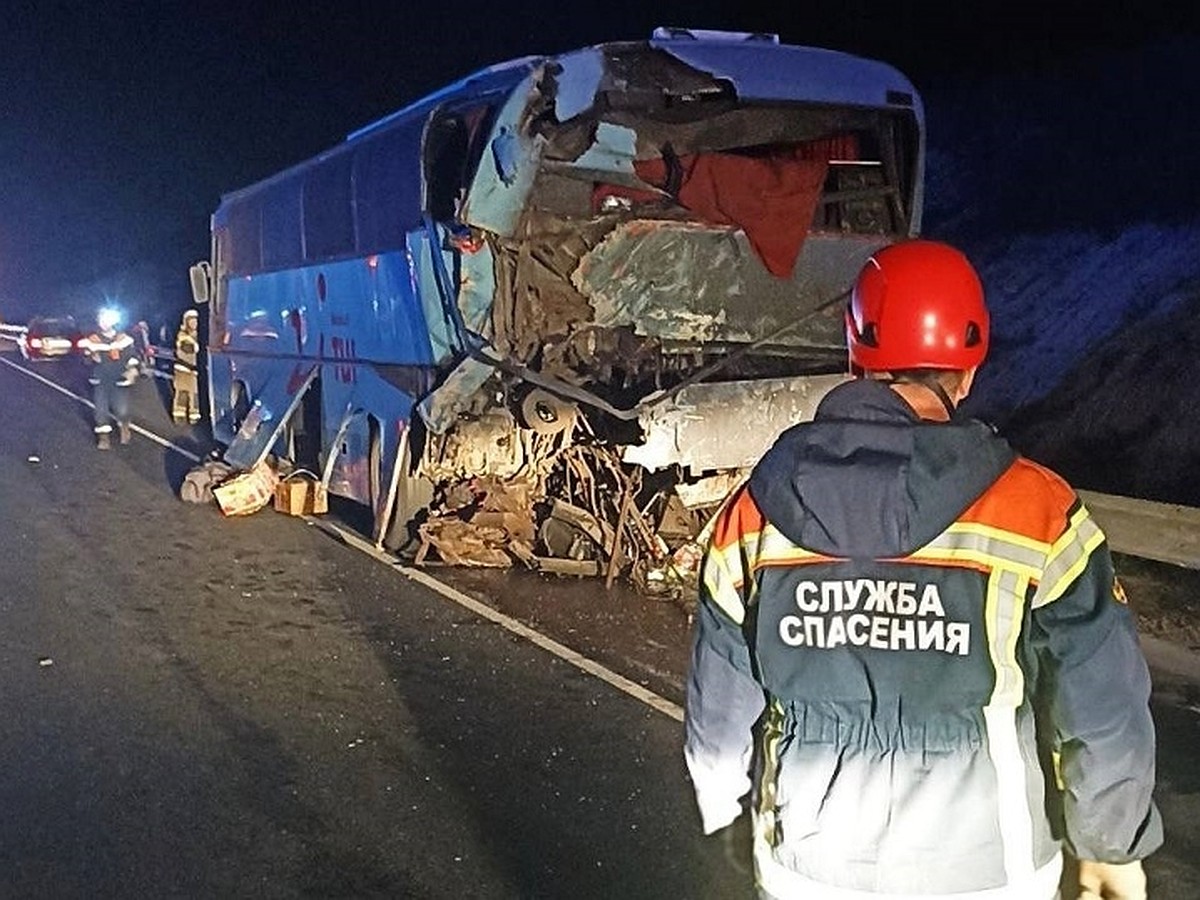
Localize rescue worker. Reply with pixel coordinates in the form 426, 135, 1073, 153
172, 308, 201, 424
79, 308, 140, 450
684, 239, 1161, 900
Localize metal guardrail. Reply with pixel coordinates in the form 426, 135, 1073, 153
1079, 490, 1200, 570
0, 322, 27, 339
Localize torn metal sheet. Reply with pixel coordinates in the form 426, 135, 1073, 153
223, 365, 317, 470
427, 408, 526, 480
550, 48, 604, 122
557, 122, 639, 181
652, 35, 923, 111
461, 84, 549, 237
407, 226, 458, 363
624, 373, 848, 472
674, 472, 746, 510
418, 351, 502, 435
454, 237, 497, 336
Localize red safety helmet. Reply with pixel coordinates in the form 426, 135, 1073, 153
846, 240, 989, 372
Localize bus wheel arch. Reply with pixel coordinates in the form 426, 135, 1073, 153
374, 416, 435, 553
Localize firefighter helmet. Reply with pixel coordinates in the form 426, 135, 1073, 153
183, 308, 199, 321
846, 240, 989, 372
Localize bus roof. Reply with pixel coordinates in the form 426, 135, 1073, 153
216, 31, 920, 211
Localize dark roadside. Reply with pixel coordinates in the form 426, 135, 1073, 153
1114, 553, 1200, 652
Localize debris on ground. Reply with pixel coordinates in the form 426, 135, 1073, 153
180, 459, 237, 504
273, 470, 328, 517
211, 461, 279, 517
412, 446, 717, 597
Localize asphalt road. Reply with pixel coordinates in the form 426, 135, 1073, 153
0, 352, 748, 898
2, 345, 1199, 899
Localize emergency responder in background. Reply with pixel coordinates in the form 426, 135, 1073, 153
79, 308, 140, 450
172, 308, 201, 424
684, 240, 1161, 900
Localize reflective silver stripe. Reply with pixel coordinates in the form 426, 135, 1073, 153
755, 524, 832, 566
910, 523, 1047, 579
701, 539, 749, 626
983, 567, 1037, 882
1032, 506, 1104, 609
79, 333, 134, 353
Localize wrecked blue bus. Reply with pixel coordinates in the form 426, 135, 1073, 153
189, 27, 925, 587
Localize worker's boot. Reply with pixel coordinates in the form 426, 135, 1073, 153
119, 422, 132, 445
96, 432, 111, 451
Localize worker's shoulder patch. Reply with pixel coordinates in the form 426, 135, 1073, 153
1112, 577, 1129, 605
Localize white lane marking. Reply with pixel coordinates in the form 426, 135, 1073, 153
3, 353, 685, 723
0, 356, 201, 463
312, 519, 685, 722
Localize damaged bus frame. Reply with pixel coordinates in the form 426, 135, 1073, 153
189, 27, 925, 591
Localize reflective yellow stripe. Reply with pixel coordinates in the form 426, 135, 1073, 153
754, 526, 834, 567
80, 333, 134, 353
756, 697, 786, 847
983, 567, 1036, 881
702, 528, 757, 626
1033, 506, 1104, 608
706, 524, 835, 625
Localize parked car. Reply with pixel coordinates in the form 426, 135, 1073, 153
19, 315, 82, 360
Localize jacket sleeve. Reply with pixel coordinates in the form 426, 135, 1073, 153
1030, 499, 1163, 863
683, 488, 766, 834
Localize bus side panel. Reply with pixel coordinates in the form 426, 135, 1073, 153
211, 345, 426, 515
320, 361, 420, 512
214, 249, 443, 468
222, 253, 437, 367
315, 252, 440, 366
208, 352, 315, 451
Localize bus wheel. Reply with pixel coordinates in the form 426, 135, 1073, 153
519, 388, 577, 436
379, 425, 435, 553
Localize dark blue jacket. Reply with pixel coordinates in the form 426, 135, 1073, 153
684, 379, 1161, 897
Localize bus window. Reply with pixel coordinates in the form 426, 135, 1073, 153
225, 198, 261, 276
262, 178, 304, 270
424, 104, 496, 222
304, 154, 355, 261
353, 123, 423, 253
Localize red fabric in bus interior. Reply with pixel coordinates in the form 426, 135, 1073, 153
629, 136, 858, 278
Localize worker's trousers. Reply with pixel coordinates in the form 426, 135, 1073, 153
91, 379, 130, 434
172, 369, 200, 424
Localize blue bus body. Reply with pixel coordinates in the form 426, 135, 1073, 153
192, 29, 925, 582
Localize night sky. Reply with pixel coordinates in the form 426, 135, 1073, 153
1, 1, 1194, 324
